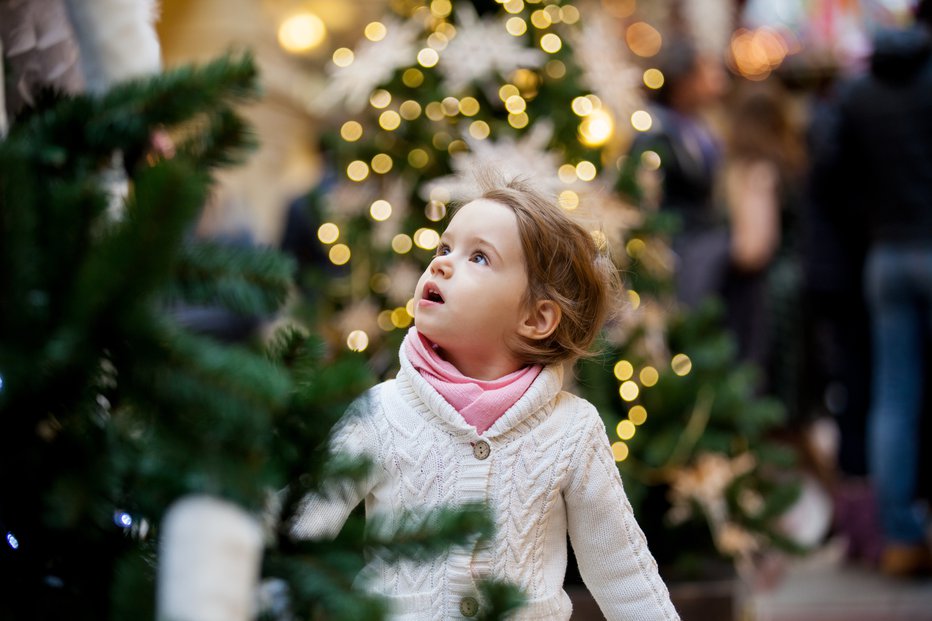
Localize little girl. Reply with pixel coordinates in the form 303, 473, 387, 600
293, 174, 679, 620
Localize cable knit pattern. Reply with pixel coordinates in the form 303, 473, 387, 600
292, 345, 679, 621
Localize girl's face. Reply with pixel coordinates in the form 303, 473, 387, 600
414, 199, 531, 379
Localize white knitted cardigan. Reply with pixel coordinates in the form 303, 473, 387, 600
292, 346, 680, 621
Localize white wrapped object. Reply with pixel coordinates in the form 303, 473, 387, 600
157, 495, 263, 621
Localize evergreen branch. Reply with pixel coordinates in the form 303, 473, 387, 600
476, 580, 527, 621
365, 503, 495, 564
167, 240, 294, 317
64, 157, 208, 341
174, 105, 258, 170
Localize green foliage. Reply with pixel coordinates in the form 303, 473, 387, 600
1, 49, 519, 620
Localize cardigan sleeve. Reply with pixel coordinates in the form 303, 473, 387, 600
564, 414, 680, 621
290, 392, 383, 540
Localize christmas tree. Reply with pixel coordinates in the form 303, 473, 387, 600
300, 0, 801, 577
0, 53, 519, 620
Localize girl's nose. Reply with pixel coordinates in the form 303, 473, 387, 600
430, 256, 452, 277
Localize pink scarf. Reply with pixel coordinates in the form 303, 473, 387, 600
403, 328, 542, 434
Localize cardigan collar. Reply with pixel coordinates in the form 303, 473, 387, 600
396, 340, 564, 439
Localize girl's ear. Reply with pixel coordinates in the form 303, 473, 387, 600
518, 300, 561, 341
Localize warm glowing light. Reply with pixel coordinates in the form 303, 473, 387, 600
332, 47, 354, 67
540, 33, 562, 53
530, 9, 552, 29
370, 89, 391, 109
499, 84, 520, 101
379, 110, 401, 130
672, 353, 693, 376
505, 95, 526, 114
430, 0, 452, 17
561, 5, 580, 24
417, 48, 440, 67
340, 121, 363, 142
512, 69, 539, 97
427, 32, 449, 50
614, 360, 634, 381
432, 132, 451, 149
641, 150, 661, 170
377, 310, 395, 331
370, 199, 392, 221
364, 21, 387, 41
317, 222, 339, 244
399, 100, 422, 120
643, 68, 664, 89
391, 307, 413, 328
619, 381, 640, 401
545, 60, 566, 78
616, 419, 636, 440
371, 153, 393, 174
626, 238, 646, 257
611, 441, 629, 462
506, 16, 528, 36
278, 12, 326, 53
408, 148, 429, 168
640, 366, 659, 387
403, 68, 424, 87
414, 228, 441, 250
558, 164, 577, 183
441, 96, 460, 116
572, 96, 594, 116
591, 230, 607, 250
579, 108, 614, 147
346, 160, 369, 181
406, 298, 416, 316
503, 0, 524, 14
508, 112, 529, 128
559, 190, 579, 210
425, 201, 447, 221
459, 96, 480, 116
575, 161, 597, 181
469, 120, 491, 139
425, 101, 445, 120
629, 405, 648, 425
729, 27, 789, 81
544, 4, 562, 22
628, 289, 641, 309
626, 22, 662, 57
631, 110, 652, 132
346, 330, 369, 351
392, 234, 413, 254
448, 139, 467, 154
329, 243, 351, 265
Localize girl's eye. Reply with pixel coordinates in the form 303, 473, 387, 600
470, 252, 488, 265
435, 244, 450, 257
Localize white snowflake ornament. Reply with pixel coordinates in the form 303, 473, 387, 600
315, 17, 420, 113
421, 121, 564, 201
438, 4, 545, 94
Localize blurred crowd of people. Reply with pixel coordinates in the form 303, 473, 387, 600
623, 0, 932, 579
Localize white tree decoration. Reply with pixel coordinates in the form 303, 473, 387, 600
420, 121, 564, 201
315, 17, 420, 113
571, 5, 644, 128
438, 3, 545, 94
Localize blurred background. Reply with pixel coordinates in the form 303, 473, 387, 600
3, 0, 932, 619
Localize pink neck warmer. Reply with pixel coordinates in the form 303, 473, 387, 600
403, 327, 542, 435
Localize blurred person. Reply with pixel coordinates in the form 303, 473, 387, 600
819, 0, 932, 576
805, 74, 880, 566
721, 80, 806, 388
618, 38, 728, 308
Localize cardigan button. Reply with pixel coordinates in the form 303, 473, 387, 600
459, 596, 479, 617
472, 440, 490, 460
